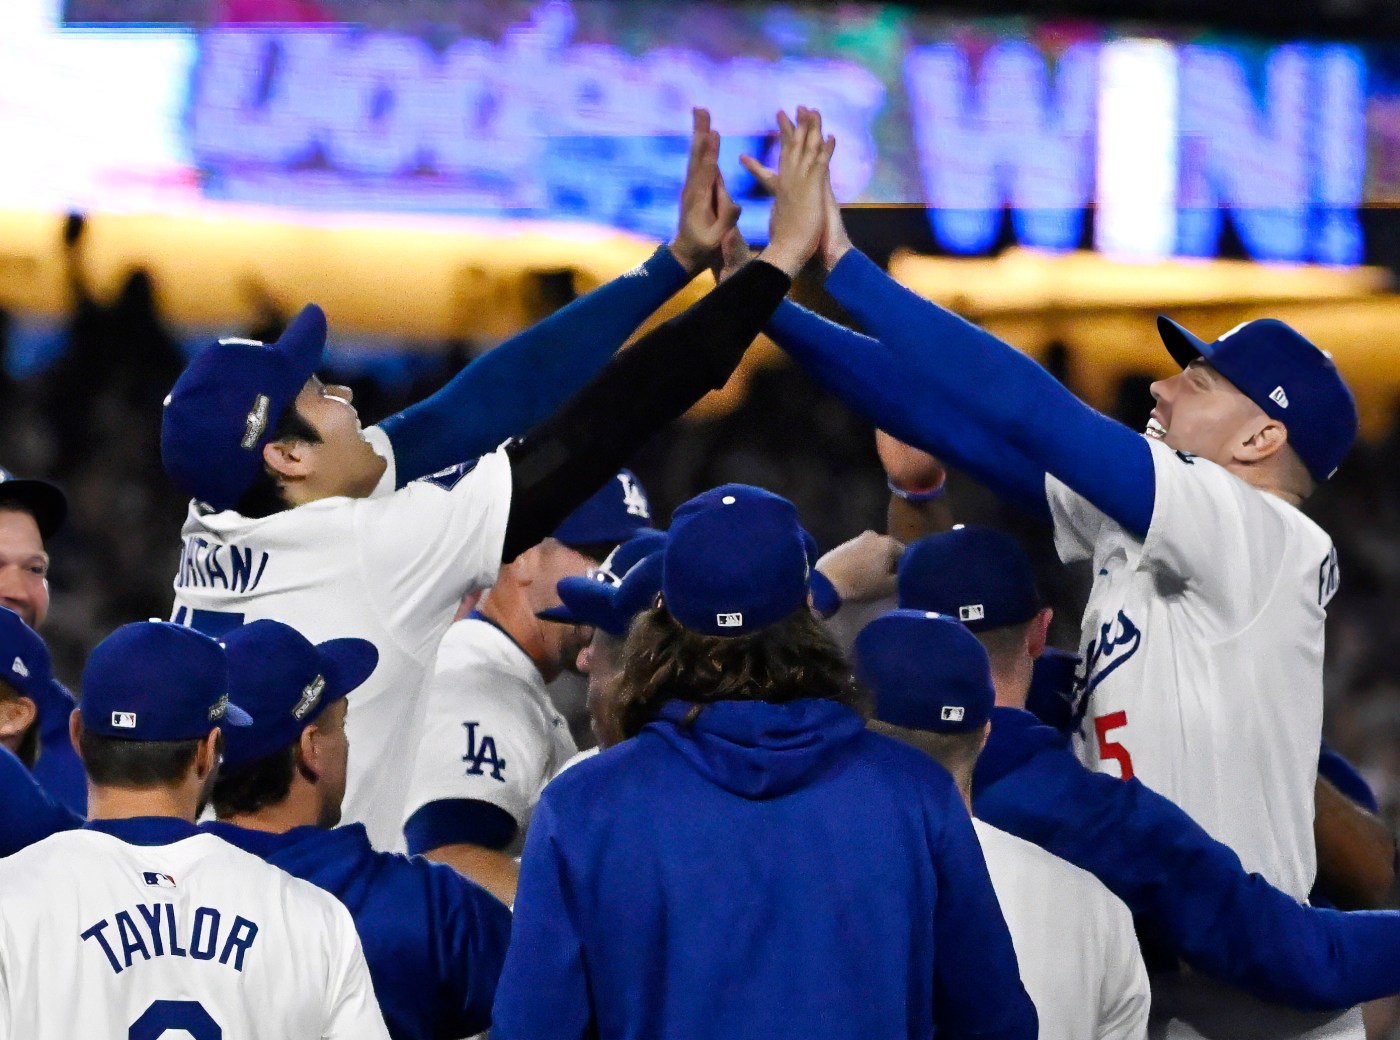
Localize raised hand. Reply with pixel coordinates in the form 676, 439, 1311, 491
742, 106, 836, 278
710, 228, 754, 284
669, 107, 743, 276
816, 530, 905, 605
876, 430, 948, 495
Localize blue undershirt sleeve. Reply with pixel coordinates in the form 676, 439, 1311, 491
819, 250, 1155, 538
380, 245, 692, 485
768, 300, 1051, 520
425, 861, 513, 1037
403, 798, 519, 855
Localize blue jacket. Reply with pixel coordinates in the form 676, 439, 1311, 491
30, 680, 86, 816
0, 744, 82, 857
202, 821, 511, 1040
974, 706, 1400, 1011
493, 698, 1037, 1040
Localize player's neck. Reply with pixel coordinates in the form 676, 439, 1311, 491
478, 589, 555, 682
1226, 461, 1305, 507
989, 664, 1031, 711
88, 783, 199, 824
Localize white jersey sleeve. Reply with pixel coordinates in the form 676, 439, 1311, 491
404, 619, 576, 847
1048, 438, 1332, 634
354, 449, 513, 661
323, 900, 391, 1040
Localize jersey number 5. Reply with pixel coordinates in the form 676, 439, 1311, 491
129, 999, 221, 1039
1094, 711, 1135, 780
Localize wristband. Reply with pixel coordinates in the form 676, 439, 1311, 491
887, 476, 947, 503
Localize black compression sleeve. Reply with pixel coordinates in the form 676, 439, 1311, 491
501, 258, 792, 561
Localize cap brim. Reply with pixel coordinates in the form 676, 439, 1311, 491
536, 603, 581, 625
0, 479, 67, 539
222, 702, 254, 727
551, 577, 623, 633
316, 637, 379, 701
275, 304, 329, 385
1156, 315, 1213, 369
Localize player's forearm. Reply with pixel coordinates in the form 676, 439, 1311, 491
424, 843, 520, 908
380, 245, 692, 485
1313, 774, 1398, 910
821, 251, 1155, 538
768, 299, 1053, 519
501, 258, 790, 561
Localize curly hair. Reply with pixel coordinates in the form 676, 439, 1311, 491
597, 604, 869, 742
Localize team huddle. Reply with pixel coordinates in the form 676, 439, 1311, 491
0, 104, 1396, 1040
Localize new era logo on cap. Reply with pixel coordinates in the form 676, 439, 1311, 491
10, 656, 27, 678
716, 613, 744, 628
111, 712, 137, 729
941, 705, 966, 723
959, 604, 986, 622
142, 872, 177, 888
1270, 386, 1290, 409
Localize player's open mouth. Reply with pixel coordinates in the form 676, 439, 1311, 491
1145, 417, 1167, 440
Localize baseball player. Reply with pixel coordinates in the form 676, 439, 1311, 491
160, 106, 811, 850
493, 484, 1036, 1040
899, 525, 1400, 1020
0, 605, 84, 855
0, 621, 389, 1038
204, 619, 512, 1040
856, 608, 1149, 1040
735, 147, 1360, 1037
402, 470, 652, 903
0, 468, 85, 814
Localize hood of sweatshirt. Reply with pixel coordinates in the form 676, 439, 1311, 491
648, 697, 865, 799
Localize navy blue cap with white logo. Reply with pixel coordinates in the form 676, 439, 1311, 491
540, 530, 669, 636
551, 469, 653, 549
855, 609, 995, 734
160, 304, 328, 512
0, 469, 66, 539
81, 622, 251, 740
1156, 316, 1357, 482
898, 527, 1040, 632
219, 619, 378, 770
663, 484, 810, 637
0, 604, 57, 705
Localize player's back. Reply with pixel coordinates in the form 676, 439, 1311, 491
973, 819, 1149, 1040
0, 821, 388, 1040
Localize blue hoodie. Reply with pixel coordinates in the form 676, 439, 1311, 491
493, 697, 1036, 1040
202, 821, 511, 1040
974, 706, 1400, 1012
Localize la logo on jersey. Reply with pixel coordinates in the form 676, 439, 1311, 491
461, 721, 506, 782
618, 473, 650, 520
142, 872, 177, 888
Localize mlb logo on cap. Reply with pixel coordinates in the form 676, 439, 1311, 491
958, 604, 985, 622
717, 613, 744, 627
941, 705, 966, 723
142, 872, 177, 888
111, 712, 137, 729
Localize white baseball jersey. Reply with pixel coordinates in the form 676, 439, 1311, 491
973, 819, 1148, 1040
1049, 438, 1332, 899
170, 428, 511, 851
1049, 438, 1357, 1040
404, 616, 577, 853
0, 823, 388, 1039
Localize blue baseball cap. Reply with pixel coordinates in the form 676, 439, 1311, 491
81, 622, 251, 741
161, 304, 328, 511
0, 469, 66, 539
663, 484, 810, 637
1156, 316, 1358, 482
0, 605, 57, 704
552, 470, 653, 549
218, 619, 378, 770
855, 609, 995, 734
898, 527, 1040, 632
539, 530, 668, 636
802, 531, 842, 619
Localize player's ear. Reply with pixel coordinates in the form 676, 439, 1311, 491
1238, 418, 1289, 464
195, 728, 221, 781
0, 694, 36, 740
297, 724, 324, 784
1025, 607, 1053, 659
262, 438, 314, 480
69, 708, 83, 758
